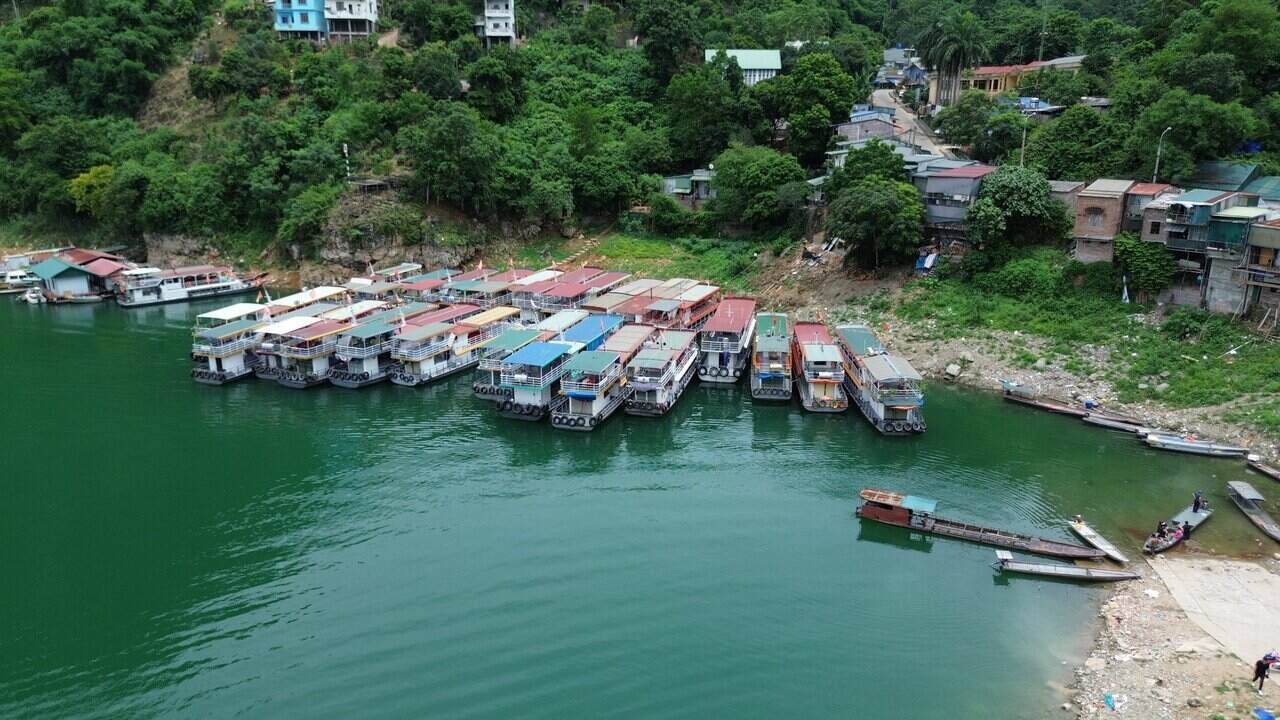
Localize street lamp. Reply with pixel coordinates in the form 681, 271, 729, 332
1153, 126, 1173, 183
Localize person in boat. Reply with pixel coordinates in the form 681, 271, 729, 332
1192, 491, 1207, 513
1155, 520, 1169, 538
1183, 520, 1193, 537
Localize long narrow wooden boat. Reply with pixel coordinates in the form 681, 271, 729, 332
1144, 432, 1248, 458
1068, 518, 1129, 563
1226, 481, 1280, 543
1082, 414, 1144, 433
1142, 504, 1212, 553
856, 488, 1104, 560
993, 551, 1139, 582
1247, 454, 1280, 482
999, 380, 1088, 418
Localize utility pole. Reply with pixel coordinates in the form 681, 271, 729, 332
1153, 126, 1173, 183
10, 0, 20, 21
1037, 0, 1048, 61
1020, 124, 1028, 167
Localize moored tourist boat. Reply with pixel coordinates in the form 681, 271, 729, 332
329, 303, 436, 388
1068, 518, 1129, 563
116, 265, 266, 307
624, 330, 699, 417
265, 301, 387, 388
264, 286, 350, 315
1226, 481, 1280, 543
536, 308, 590, 337
1144, 432, 1249, 458
1142, 504, 1212, 553
792, 322, 848, 413
549, 350, 630, 431
856, 488, 1104, 559
1248, 454, 1280, 482
189, 302, 271, 385
497, 341, 581, 421
472, 327, 553, 401
998, 380, 1089, 418
749, 312, 792, 401
835, 324, 924, 435
992, 551, 1139, 582
560, 313, 624, 351
387, 304, 486, 386
698, 297, 756, 384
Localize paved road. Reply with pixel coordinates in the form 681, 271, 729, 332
872, 88, 948, 157
1148, 556, 1280, 663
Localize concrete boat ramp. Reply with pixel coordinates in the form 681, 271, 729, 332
1147, 556, 1280, 663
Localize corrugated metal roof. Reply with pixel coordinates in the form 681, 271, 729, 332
1214, 206, 1270, 220
756, 312, 789, 340
1081, 178, 1134, 197
198, 303, 265, 322
656, 329, 696, 350
259, 315, 322, 336
345, 319, 399, 339
630, 347, 674, 369
646, 298, 682, 313
802, 343, 844, 363
933, 165, 997, 179
793, 322, 833, 344
835, 324, 882, 357
613, 278, 663, 296
702, 298, 756, 333
1173, 188, 1226, 204
1228, 481, 1265, 501
397, 321, 453, 342
564, 350, 619, 374
30, 257, 88, 280
537, 310, 590, 333
488, 327, 544, 353
564, 314, 624, 344
1185, 161, 1259, 191
556, 267, 605, 285
82, 258, 130, 277
505, 341, 574, 367
1127, 182, 1174, 196
864, 354, 922, 382
1245, 176, 1280, 201
511, 269, 562, 286
582, 292, 632, 311
602, 324, 655, 354
704, 48, 781, 70
198, 317, 261, 340
457, 305, 520, 327
1048, 180, 1084, 193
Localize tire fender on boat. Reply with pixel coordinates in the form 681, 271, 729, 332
732, 369, 739, 378
576, 416, 586, 427
698, 367, 707, 376
500, 400, 513, 412
589, 417, 598, 428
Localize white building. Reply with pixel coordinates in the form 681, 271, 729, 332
476, 0, 515, 46
324, 0, 378, 42
704, 49, 782, 87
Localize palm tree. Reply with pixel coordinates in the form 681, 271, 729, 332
919, 10, 989, 108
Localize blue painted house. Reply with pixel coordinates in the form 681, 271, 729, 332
275, 0, 327, 40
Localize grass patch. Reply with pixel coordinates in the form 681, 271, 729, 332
514, 237, 573, 268
592, 233, 760, 291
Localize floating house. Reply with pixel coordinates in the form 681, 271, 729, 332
497, 341, 581, 421
698, 297, 756, 384
792, 322, 848, 413
750, 312, 792, 401
549, 350, 631, 431
329, 303, 436, 388
472, 327, 552, 402
624, 329, 699, 417
835, 324, 925, 434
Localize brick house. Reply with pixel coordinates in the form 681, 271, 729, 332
1072, 179, 1133, 262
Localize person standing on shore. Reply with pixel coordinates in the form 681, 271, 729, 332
1255, 656, 1271, 694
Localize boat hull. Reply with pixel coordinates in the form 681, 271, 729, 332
117, 283, 258, 308
849, 387, 925, 435
1145, 435, 1248, 457
472, 381, 513, 403
856, 504, 1103, 559
625, 360, 697, 417
1082, 414, 1143, 432
390, 359, 477, 387
1069, 520, 1129, 563
750, 382, 792, 401
1143, 506, 1212, 554
276, 372, 328, 389
1002, 392, 1088, 417
1248, 459, 1280, 482
191, 367, 254, 385
997, 561, 1139, 582
550, 393, 625, 432
1228, 495, 1280, 543
497, 403, 548, 421
329, 370, 389, 388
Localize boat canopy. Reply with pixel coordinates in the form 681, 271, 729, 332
863, 354, 922, 382
444, 279, 483, 292
613, 278, 663, 295
655, 329, 696, 349
459, 305, 520, 327
259, 315, 323, 336
320, 300, 388, 321
447, 268, 497, 283
564, 350, 619, 374
487, 268, 534, 282
646, 298, 681, 313
488, 327, 545, 353
414, 268, 461, 281
511, 269, 563, 286
1228, 481, 1265, 501
408, 304, 480, 327
582, 292, 632, 312
702, 298, 756, 334
374, 262, 422, 277
270, 286, 347, 308
505, 341, 575, 368
402, 278, 445, 292
397, 321, 454, 342
352, 280, 403, 295
860, 488, 937, 514
630, 347, 674, 369
538, 310, 590, 333
290, 319, 346, 340
278, 302, 339, 319
756, 335, 789, 353
198, 302, 265, 322
756, 312, 789, 338
835, 324, 883, 356
677, 284, 720, 304
586, 271, 630, 291
198, 317, 261, 340
556, 267, 605, 285
602, 324, 655, 355
564, 314, 624, 347
345, 319, 400, 340
545, 282, 593, 298
802, 344, 843, 363
793, 322, 834, 344
467, 280, 514, 294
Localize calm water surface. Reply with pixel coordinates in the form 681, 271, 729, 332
1, 297, 1270, 719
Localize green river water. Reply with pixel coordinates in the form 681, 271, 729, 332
2, 296, 1273, 719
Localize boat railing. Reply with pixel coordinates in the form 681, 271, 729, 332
511, 295, 537, 310
276, 340, 337, 359
872, 386, 924, 406
561, 364, 622, 394
478, 355, 512, 371
501, 360, 569, 388
191, 336, 258, 357
700, 336, 744, 353
454, 322, 516, 354
393, 337, 452, 361
627, 365, 674, 389
466, 292, 510, 308
803, 367, 844, 383
536, 297, 584, 312
337, 339, 393, 359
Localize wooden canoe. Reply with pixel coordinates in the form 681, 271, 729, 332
994, 552, 1139, 582
1069, 520, 1130, 563
1143, 505, 1212, 554
1082, 414, 1144, 433
922, 516, 1103, 559
1227, 481, 1280, 543
1248, 456, 1280, 482
1002, 392, 1089, 418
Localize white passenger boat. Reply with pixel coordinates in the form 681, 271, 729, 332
472, 327, 554, 401
116, 265, 265, 307
698, 297, 756, 384
262, 301, 387, 388
835, 324, 925, 434
329, 303, 436, 388
388, 305, 517, 387
549, 350, 631, 431
750, 312, 792, 401
189, 302, 270, 385
624, 329, 699, 417
263, 286, 351, 315
496, 341, 582, 421
792, 322, 848, 413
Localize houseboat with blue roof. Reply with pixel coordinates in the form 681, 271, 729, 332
698, 297, 756, 384
497, 341, 581, 420
388, 304, 485, 386
550, 350, 631, 431
189, 303, 270, 385
329, 303, 436, 388
472, 327, 553, 401
561, 313, 624, 351
835, 324, 926, 434
624, 329, 699, 417
750, 312, 792, 400
792, 322, 848, 413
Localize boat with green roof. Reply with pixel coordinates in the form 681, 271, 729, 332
624, 329, 699, 416
472, 326, 554, 402
329, 303, 436, 388
835, 324, 926, 435
749, 312, 792, 401
549, 350, 630, 431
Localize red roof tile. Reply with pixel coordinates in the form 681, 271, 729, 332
933, 165, 997, 179
1127, 183, 1174, 196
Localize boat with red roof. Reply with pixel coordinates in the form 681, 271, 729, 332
791, 322, 848, 412
698, 297, 756, 384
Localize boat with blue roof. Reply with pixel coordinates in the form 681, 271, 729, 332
472, 327, 554, 401
835, 324, 926, 435
749, 312, 792, 401
497, 341, 581, 421
550, 324, 655, 430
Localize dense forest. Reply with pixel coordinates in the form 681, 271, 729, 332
0, 0, 1277, 263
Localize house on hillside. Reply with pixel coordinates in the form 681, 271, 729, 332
929, 55, 1085, 105
1048, 180, 1084, 210
876, 47, 927, 88
1122, 183, 1178, 233
1072, 179, 1133, 263
1182, 161, 1259, 193
1244, 175, 1280, 208
1203, 205, 1272, 313
919, 165, 996, 239
833, 110, 897, 143
1141, 188, 1262, 309
661, 168, 716, 209
705, 49, 782, 87
1238, 218, 1280, 319
476, 0, 515, 46
274, 0, 378, 42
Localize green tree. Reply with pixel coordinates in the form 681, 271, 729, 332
398, 0, 474, 45
786, 104, 834, 168
1114, 232, 1177, 300
276, 182, 343, 249
967, 165, 1069, 253
413, 43, 461, 100
465, 48, 527, 122
826, 137, 906, 197
973, 111, 1032, 164
397, 102, 501, 211
918, 10, 989, 107
828, 178, 924, 269
1129, 89, 1264, 182
777, 52, 859, 121
571, 4, 616, 50
665, 63, 741, 168
1024, 105, 1122, 180
710, 145, 805, 226
633, 0, 700, 82
935, 89, 992, 146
